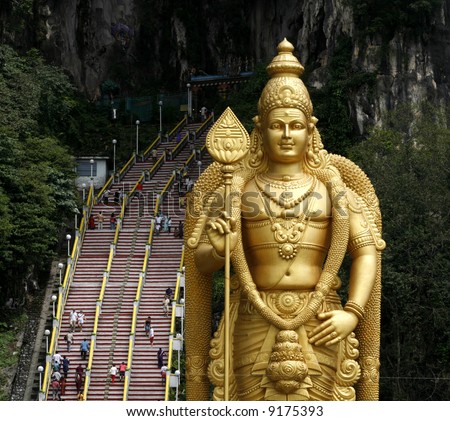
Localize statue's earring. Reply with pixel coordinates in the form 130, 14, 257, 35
305, 117, 327, 170
306, 119, 320, 167
249, 127, 265, 169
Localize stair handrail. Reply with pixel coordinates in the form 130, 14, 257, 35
40, 185, 95, 400
124, 133, 189, 399
154, 172, 176, 217
71, 116, 197, 399
143, 117, 186, 160
93, 118, 192, 205
169, 118, 187, 138
82, 195, 127, 400
161, 125, 211, 400
142, 134, 161, 161
195, 114, 214, 137
155, 134, 208, 217
170, 132, 189, 160
171, 114, 212, 161
164, 246, 186, 401
122, 129, 190, 398
117, 154, 136, 182
148, 153, 166, 182
122, 217, 156, 400
128, 174, 144, 199
95, 175, 114, 204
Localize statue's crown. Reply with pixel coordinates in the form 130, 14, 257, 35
266, 38, 304, 78
258, 38, 312, 120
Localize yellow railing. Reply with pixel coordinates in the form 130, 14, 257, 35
41, 185, 95, 400
122, 219, 155, 400
143, 134, 161, 158
43, 116, 199, 400
96, 175, 114, 203
164, 247, 185, 401
171, 133, 188, 157
82, 191, 124, 400
143, 117, 186, 159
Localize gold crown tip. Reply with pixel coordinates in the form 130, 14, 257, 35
277, 38, 294, 54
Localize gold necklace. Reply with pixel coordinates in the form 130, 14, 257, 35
255, 179, 318, 260
257, 172, 312, 190
255, 176, 317, 210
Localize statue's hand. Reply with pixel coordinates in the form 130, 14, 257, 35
307, 310, 359, 347
206, 212, 238, 257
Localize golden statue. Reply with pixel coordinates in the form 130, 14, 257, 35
184, 39, 385, 401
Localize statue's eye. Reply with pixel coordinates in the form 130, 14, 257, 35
292, 123, 303, 130
270, 122, 281, 130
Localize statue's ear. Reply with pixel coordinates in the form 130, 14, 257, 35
253, 115, 261, 129
308, 116, 318, 134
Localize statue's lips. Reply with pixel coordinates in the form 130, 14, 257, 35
279, 142, 294, 150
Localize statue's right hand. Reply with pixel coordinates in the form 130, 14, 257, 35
206, 212, 237, 257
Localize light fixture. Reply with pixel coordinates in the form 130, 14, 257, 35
135, 120, 140, 156
58, 262, 64, 286
112, 139, 117, 175
44, 329, 50, 353
66, 234, 72, 257
51, 295, 57, 318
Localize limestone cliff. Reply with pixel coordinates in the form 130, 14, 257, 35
1, 0, 449, 132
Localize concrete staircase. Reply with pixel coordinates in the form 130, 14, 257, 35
52, 122, 212, 400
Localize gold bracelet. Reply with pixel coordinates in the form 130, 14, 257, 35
344, 300, 365, 320
211, 248, 225, 260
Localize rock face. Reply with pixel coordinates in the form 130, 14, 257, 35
36, 0, 139, 100
2, 0, 449, 131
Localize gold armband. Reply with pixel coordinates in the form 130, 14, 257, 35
347, 233, 375, 254
344, 300, 365, 320
211, 248, 225, 260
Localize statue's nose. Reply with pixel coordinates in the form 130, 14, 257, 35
282, 124, 292, 139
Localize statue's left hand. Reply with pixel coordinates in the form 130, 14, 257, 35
307, 310, 359, 347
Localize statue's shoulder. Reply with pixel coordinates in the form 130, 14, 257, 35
330, 153, 379, 211
330, 154, 386, 250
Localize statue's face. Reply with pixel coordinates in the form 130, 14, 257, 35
262, 108, 310, 164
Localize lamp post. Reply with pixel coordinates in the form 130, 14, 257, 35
38, 366, 44, 391
74, 207, 80, 231
66, 234, 71, 257
158, 101, 163, 136
174, 370, 180, 401
44, 329, 50, 353
135, 120, 140, 157
82, 183, 86, 202
175, 333, 183, 372
51, 295, 57, 318
58, 262, 64, 286
112, 138, 117, 176
187, 83, 192, 119
179, 298, 185, 336
90, 158, 95, 186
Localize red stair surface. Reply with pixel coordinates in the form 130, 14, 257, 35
52, 122, 212, 400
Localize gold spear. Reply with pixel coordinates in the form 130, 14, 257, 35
205, 107, 250, 400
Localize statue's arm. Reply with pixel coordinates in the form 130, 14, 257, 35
194, 242, 226, 274
194, 214, 238, 274
308, 190, 377, 346
346, 190, 378, 312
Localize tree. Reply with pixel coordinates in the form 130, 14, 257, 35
0, 132, 78, 302
0, 46, 79, 305
349, 103, 450, 400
